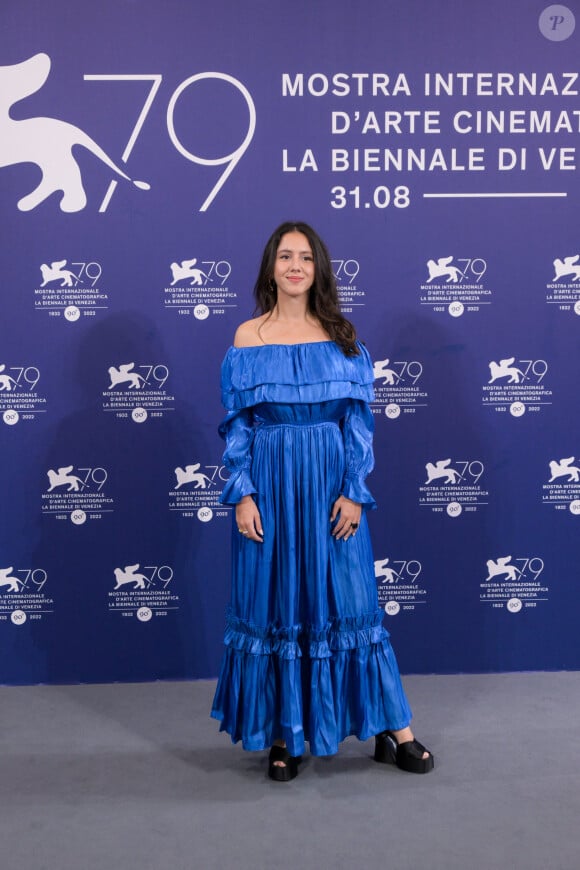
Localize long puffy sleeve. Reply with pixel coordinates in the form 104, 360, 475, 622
340, 399, 377, 510
218, 409, 258, 505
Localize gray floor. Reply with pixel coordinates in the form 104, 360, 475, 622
1, 672, 579, 870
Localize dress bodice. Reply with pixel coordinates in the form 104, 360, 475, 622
220, 340, 375, 411
218, 339, 377, 510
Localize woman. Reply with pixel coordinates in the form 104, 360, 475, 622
211, 221, 433, 781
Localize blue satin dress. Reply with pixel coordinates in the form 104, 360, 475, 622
210, 341, 412, 757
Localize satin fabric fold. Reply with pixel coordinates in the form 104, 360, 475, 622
220, 340, 375, 411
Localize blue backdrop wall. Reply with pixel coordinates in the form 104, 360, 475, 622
1, 0, 580, 683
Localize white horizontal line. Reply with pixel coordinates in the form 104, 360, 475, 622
382, 600, 427, 604
168, 507, 223, 512
164, 304, 238, 308
1, 610, 54, 614
35, 306, 108, 310
483, 401, 552, 405
482, 599, 549, 603
424, 192, 567, 199
419, 502, 488, 507
28, 610, 54, 614
84, 75, 162, 80
102, 408, 175, 412
42, 509, 115, 514
109, 606, 180, 611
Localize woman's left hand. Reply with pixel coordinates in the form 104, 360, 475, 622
330, 496, 362, 541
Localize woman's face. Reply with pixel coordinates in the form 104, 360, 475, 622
273, 231, 315, 301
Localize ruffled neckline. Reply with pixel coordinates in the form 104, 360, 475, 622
221, 340, 375, 410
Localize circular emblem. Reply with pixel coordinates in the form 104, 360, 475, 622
539, 5, 575, 41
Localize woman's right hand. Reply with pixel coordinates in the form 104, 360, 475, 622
235, 495, 264, 543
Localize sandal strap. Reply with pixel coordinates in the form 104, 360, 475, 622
398, 738, 430, 760
269, 744, 291, 764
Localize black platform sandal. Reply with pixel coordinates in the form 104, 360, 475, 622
268, 744, 302, 782
374, 730, 434, 774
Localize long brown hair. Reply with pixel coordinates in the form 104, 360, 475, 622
253, 221, 359, 356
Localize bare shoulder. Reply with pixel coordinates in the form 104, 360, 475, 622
233, 316, 268, 347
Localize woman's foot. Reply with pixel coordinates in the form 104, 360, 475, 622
390, 727, 430, 760
268, 741, 302, 782
374, 728, 434, 774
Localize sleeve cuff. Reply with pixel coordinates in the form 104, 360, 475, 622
341, 473, 377, 511
219, 468, 258, 505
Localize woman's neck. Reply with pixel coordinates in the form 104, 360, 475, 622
257, 303, 328, 344
269, 298, 310, 322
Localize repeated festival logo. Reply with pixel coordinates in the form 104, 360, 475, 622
34, 259, 108, 321
542, 456, 580, 514
163, 255, 237, 320
545, 254, 580, 314
481, 356, 552, 416
480, 555, 549, 612
0, 566, 53, 625
102, 362, 174, 423
42, 464, 113, 524
332, 257, 367, 315
108, 563, 179, 621
168, 461, 231, 521
0, 362, 46, 425
418, 458, 488, 516
371, 356, 428, 418
374, 557, 428, 615
419, 255, 491, 317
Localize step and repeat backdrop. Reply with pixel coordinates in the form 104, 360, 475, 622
1, 0, 580, 683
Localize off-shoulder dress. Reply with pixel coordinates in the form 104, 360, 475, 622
210, 340, 412, 757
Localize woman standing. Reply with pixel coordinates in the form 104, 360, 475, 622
211, 222, 433, 781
